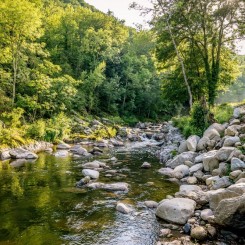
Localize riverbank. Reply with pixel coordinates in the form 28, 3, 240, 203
156, 106, 245, 245
1, 108, 245, 244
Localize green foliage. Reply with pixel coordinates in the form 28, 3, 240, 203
173, 102, 209, 137
211, 104, 233, 124
26, 120, 46, 140
189, 102, 209, 136
1, 108, 25, 128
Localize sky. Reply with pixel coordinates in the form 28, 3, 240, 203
85, 0, 245, 55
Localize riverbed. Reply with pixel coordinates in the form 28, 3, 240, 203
0, 142, 178, 245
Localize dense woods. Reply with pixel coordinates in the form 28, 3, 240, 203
0, 0, 244, 146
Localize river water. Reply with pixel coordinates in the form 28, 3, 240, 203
0, 142, 178, 245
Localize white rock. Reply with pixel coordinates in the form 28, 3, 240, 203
82, 169, 100, 179
166, 152, 197, 168
187, 176, 198, 184
203, 150, 219, 172
173, 165, 190, 179
116, 203, 132, 214
156, 198, 196, 225
201, 209, 214, 221
186, 135, 200, 152
144, 201, 158, 208
54, 150, 69, 158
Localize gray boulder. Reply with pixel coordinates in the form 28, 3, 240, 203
231, 157, 245, 171
9, 148, 38, 159
214, 194, 245, 229
212, 162, 229, 177
70, 145, 88, 155
211, 176, 232, 190
178, 140, 188, 154
166, 151, 197, 168
57, 142, 71, 150
223, 136, 240, 147
189, 163, 204, 175
158, 168, 174, 177
116, 203, 132, 214
186, 135, 200, 152
82, 169, 100, 179
156, 198, 196, 225
203, 150, 219, 172
208, 188, 241, 210
201, 209, 214, 221
144, 201, 158, 208
173, 165, 190, 179
216, 147, 235, 162
197, 137, 209, 151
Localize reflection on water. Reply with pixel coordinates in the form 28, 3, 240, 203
0, 146, 178, 245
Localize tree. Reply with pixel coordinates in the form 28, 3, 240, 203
152, 0, 244, 106
0, 0, 42, 105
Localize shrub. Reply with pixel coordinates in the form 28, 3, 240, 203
190, 102, 209, 136
212, 103, 233, 124
26, 120, 46, 140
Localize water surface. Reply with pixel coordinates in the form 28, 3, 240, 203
0, 144, 178, 245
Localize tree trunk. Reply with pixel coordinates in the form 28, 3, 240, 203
157, 0, 193, 109
166, 18, 193, 109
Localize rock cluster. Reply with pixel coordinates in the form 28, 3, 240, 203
156, 106, 245, 244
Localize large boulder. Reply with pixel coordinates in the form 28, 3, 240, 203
82, 169, 100, 179
203, 128, 220, 141
223, 136, 240, 147
166, 152, 197, 168
186, 135, 200, 152
208, 188, 241, 210
173, 165, 190, 179
189, 163, 204, 175
156, 198, 196, 225
178, 140, 188, 154
203, 150, 219, 172
211, 176, 232, 190
216, 147, 235, 162
214, 194, 245, 230
70, 145, 88, 155
158, 168, 174, 177
9, 148, 38, 159
57, 142, 71, 150
0, 150, 10, 160
225, 125, 240, 137
205, 123, 226, 135
231, 157, 245, 171
197, 137, 209, 151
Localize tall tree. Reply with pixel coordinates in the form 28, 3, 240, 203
152, 0, 245, 106
0, 0, 42, 105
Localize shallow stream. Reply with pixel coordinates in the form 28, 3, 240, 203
0, 142, 178, 245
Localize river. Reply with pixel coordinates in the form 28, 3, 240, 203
0, 141, 178, 245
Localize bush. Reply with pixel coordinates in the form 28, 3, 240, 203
26, 120, 46, 140
212, 103, 233, 124
173, 102, 209, 137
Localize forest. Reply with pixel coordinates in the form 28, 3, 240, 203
0, 0, 244, 147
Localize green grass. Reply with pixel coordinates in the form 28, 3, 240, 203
211, 103, 233, 124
